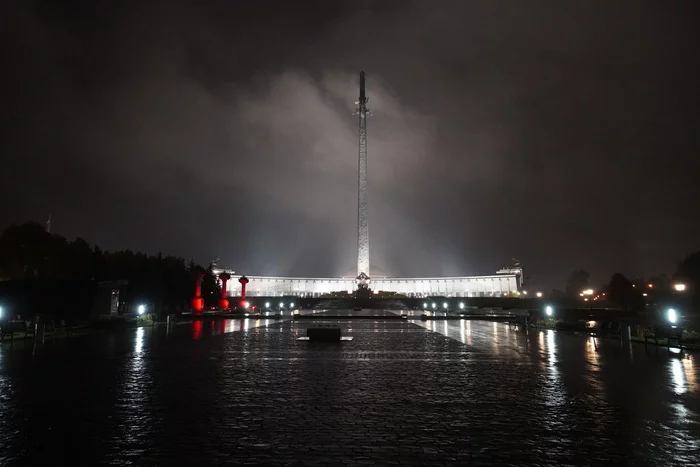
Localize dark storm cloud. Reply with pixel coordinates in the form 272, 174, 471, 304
1, 1, 698, 288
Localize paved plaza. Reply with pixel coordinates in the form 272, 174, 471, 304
1, 310, 699, 465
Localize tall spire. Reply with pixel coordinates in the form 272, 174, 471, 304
356, 71, 370, 280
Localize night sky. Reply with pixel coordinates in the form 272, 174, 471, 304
2, 1, 699, 290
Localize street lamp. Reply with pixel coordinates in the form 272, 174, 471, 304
674, 283, 687, 292
431, 303, 436, 310
581, 289, 594, 310
443, 302, 448, 309
459, 302, 465, 310
423, 302, 427, 309
536, 292, 543, 298
667, 308, 677, 324
137, 304, 146, 315
545, 305, 554, 317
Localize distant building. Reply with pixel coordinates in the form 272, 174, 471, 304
214, 269, 522, 298
210, 74, 525, 300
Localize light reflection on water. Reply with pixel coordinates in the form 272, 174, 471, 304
1, 315, 700, 464
134, 327, 144, 354
118, 326, 154, 453
544, 329, 566, 407
191, 318, 276, 339
682, 355, 697, 393
671, 358, 687, 395
584, 336, 605, 396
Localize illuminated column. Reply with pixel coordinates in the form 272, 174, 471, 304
356, 71, 370, 279
238, 276, 250, 308
218, 272, 231, 309
191, 270, 205, 313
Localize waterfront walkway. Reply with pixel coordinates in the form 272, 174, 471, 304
1, 310, 699, 465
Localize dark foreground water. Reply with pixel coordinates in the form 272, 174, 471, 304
1, 311, 699, 465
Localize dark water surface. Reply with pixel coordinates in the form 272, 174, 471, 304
1, 311, 699, 465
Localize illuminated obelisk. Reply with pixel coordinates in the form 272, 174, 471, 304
355, 71, 370, 286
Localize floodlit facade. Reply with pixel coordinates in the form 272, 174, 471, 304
210, 74, 526, 301
218, 271, 522, 298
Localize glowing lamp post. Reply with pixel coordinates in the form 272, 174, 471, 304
191, 270, 205, 313
674, 283, 687, 292
667, 308, 678, 324
582, 289, 594, 310
218, 272, 231, 310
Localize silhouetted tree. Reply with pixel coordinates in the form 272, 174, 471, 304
0, 221, 204, 313
647, 274, 670, 291
676, 251, 700, 314
67, 237, 93, 280
550, 289, 566, 300
606, 273, 643, 311
676, 251, 700, 286
565, 269, 590, 297
0, 221, 67, 279
201, 263, 221, 307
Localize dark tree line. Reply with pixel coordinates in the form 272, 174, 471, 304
556, 254, 700, 314
0, 222, 222, 314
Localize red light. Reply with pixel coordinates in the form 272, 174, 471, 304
191, 297, 204, 312
193, 320, 202, 340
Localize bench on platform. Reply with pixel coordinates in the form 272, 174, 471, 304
0, 321, 34, 342
307, 326, 342, 342
644, 325, 683, 350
